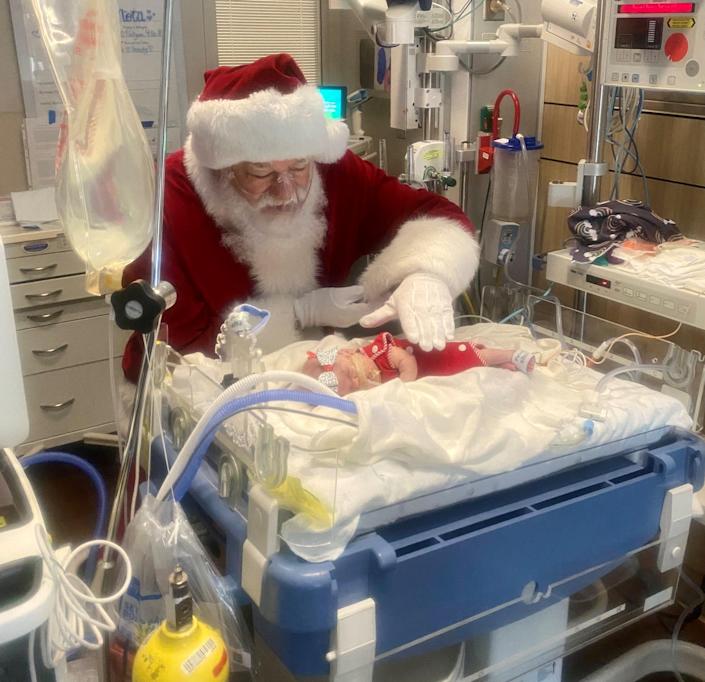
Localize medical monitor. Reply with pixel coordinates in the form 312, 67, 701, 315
318, 85, 348, 120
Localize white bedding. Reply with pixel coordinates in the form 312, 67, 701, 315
170, 324, 692, 562
614, 243, 705, 294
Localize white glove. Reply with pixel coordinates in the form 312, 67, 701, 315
293, 285, 373, 329
359, 273, 455, 351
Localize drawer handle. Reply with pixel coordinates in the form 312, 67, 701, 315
19, 264, 57, 274
32, 344, 69, 357
40, 398, 75, 411
25, 289, 63, 301
27, 310, 64, 322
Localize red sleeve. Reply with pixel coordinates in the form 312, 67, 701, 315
327, 151, 474, 258
320, 152, 478, 299
121, 236, 223, 383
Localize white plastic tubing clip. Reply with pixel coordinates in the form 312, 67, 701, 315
241, 484, 279, 607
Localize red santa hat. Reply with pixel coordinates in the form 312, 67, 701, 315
187, 53, 349, 170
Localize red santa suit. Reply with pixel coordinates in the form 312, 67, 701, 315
122, 54, 479, 382
361, 332, 484, 382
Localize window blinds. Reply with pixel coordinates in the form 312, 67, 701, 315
214, 0, 321, 84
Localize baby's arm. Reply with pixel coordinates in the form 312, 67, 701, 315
388, 347, 418, 381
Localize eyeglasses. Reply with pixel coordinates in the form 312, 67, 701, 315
229, 160, 312, 197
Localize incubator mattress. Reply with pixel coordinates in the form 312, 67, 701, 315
170, 324, 692, 561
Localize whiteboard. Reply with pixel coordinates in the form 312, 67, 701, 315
9, 0, 188, 139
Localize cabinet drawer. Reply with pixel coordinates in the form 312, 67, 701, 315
14, 297, 109, 330
7, 250, 84, 284
11, 274, 95, 311
17, 315, 130, 376
23, 361, 116, 443
4, 233, 72, 259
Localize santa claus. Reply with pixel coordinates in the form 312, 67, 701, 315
122, 53, 479, 382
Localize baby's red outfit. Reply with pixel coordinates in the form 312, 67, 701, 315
361, 332, 485, 382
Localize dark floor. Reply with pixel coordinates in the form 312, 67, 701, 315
8, 444, 705, 681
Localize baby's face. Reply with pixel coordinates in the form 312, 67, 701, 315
303, 348, 381, 396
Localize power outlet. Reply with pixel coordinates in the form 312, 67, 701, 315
483, 0, 505, 21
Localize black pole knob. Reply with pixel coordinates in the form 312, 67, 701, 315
111, 280, 173, 334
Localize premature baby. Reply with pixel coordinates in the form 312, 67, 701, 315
302, 331, 535, 396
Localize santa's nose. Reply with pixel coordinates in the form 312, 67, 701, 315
270, 174, 296, 201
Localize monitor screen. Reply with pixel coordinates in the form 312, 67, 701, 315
318, 85, 348, 120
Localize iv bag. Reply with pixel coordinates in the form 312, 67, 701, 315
30, 0, 155, 295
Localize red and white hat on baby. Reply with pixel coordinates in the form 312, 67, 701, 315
187, 53, 349, 170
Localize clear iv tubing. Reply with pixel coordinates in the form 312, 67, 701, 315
596, 364, 668, 392
165, 389, 358, 502
155, 370, 345, 501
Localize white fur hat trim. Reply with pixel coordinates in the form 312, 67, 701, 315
187, 84, 349, 169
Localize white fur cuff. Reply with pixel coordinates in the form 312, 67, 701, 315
360, 217, 479, 300
187, 85, 349, 169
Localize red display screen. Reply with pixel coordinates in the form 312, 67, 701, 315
618, 3, 695, 13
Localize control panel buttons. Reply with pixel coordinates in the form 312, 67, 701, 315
665, 33, 689, 62
686, 59, 700, 76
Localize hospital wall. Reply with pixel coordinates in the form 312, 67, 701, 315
0, 0, 29, 196
537, 44, 705, 351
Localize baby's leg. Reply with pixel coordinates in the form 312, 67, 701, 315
476, 347, 535, 373
476, 348, 515, 366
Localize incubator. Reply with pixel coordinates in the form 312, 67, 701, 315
140, 297, 705, 681
29, 0, 155, 295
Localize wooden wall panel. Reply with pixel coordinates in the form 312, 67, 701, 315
544, 44, 590, 105
538, 160, 705, 245
542, 104, 705, 188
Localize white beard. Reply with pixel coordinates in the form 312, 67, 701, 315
184, 140, 329, 353
185, 140, 327, 297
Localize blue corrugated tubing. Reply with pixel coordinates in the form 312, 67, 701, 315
21, 451, 108, 581
171, 389, 357, 502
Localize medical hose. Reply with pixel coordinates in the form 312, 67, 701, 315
21, 451, 108, 582
158, 388, 357, 502
596, 364, 668, 392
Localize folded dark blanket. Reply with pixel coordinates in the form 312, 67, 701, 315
567, 199, 683, 263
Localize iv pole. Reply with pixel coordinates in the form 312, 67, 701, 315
99, 0, 174, 584
581, 0, 611, 207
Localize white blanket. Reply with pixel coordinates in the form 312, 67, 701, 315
170, 324, 692, 562
614, 243, 705, 294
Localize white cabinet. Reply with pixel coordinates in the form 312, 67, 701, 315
2, 225, 130, 453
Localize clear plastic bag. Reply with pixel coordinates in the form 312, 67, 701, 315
111, 496, 253, 680
30, 0, 155, 294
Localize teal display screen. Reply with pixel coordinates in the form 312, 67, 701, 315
318, 85, 347, 120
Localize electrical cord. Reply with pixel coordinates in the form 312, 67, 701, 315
474, 176, 493, 304
28, 527, 131, 682
21, 452, 108, 583
607, 87, 650, 204
672, 571, 705, 682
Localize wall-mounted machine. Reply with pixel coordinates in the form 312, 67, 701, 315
601, 0, 705, 91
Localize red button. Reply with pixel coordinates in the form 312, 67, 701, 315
665, 33, 689, 62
